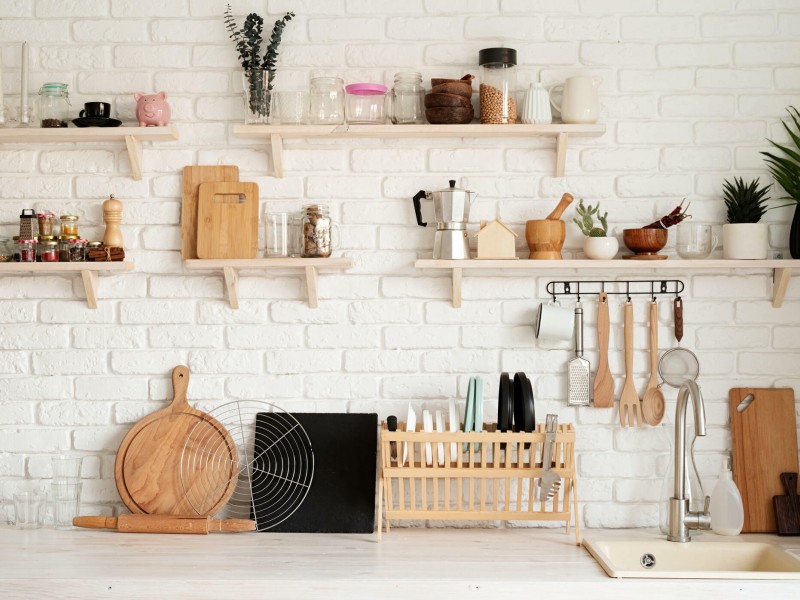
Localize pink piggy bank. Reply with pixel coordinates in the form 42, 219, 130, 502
134, 91, 171, 127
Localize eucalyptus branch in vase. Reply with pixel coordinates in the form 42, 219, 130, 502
225, 4, 295, 121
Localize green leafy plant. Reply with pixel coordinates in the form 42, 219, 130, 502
722, 177, 772, 224
225, 4, 295, 118
573, 199, 608, 237
762, 106, 800, 207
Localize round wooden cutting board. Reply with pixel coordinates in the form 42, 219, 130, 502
114, 366, 238, 515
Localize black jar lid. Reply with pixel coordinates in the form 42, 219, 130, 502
479, 47, 517, 66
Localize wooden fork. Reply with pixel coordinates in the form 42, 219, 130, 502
619, 299, 642, 427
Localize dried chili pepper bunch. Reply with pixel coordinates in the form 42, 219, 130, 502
643, 199, 692, 229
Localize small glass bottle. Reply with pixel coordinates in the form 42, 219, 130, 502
59, 215, 79, 236
38, 82, 70, 128
301, 204, 334, 258
309, 77, 345, 125
18, 239, 36, 262
391, 71, 426, 124
39, 240, 59, 262
479, 47, 517, 124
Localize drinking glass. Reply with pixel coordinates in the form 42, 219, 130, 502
676, 223, 718, 259
51, 481, 82, 530
288, 214, 304, 257
13, 492, 45, 530
52, 455, 83, 480
274, 91, 309, 125
265, 212, 289, 258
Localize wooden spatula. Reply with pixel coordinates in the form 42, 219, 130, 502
593, 292, 614, 408
619, 299, 642, 427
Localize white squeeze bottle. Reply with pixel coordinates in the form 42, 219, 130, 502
710, 457, 744, 536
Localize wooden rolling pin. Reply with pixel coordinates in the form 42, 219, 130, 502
545, 192, 574, 220
73, 514, 256, 534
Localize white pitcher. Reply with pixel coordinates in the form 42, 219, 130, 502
549, 76, 602, 124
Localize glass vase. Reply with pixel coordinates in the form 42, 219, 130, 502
242, 69, 276, 124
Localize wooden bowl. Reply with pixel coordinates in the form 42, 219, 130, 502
425, 93, 473, 108
525, 220, 565, 259
622, 228, 668, 259
425, 107, 474, 124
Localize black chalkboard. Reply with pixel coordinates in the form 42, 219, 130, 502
252, 413, 378, 533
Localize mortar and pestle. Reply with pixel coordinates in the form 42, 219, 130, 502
525, 193, 574, 259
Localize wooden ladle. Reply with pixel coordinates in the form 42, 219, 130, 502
642, 300, 666, 426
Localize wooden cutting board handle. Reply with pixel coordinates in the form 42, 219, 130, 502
545, 193, 574, 220
169, 365, 190, 412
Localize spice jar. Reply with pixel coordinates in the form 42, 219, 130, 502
59, 215, 79, 236
479, 47, 517, 124
309, 77, 345, 125
301, 204, 337, 258
38, 82, 70, 128
345, 83, 388, 124
18, 239, 36, 263
39, 240, 59, 262
391, 71, 426, 124
68, 239, 86, 262
37, 212, 55, 236
59, 235, 78, 262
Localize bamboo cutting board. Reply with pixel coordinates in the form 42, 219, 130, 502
181, 166, 240, 259
729, 387, 798, 532
196, 181, 259, 259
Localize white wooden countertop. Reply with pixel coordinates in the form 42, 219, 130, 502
2, 525, 800, 599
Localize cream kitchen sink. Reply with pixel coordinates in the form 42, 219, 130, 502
583, 537, 800, 579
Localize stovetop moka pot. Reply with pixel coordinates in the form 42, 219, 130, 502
412, 179, 476, 259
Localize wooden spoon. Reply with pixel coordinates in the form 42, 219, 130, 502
619, 300, 642, 428
593, 292, 614, 408
642, 300, 665, 426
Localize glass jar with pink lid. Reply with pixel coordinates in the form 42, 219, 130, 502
345, 83, 387, 124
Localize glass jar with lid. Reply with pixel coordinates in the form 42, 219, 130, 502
38, 83, 70, 128
59, 235, 78, 262
309, 77, 345, 125
37, 212, 55, 236
59, 215, 79, 236
345, 83, 387, 124
391, 71, 426, 124
301, 204, 338, 258
39, 240, 59, 262
478, 47, 517, 124
18, 239, 36, 263
68, 239, 87, 262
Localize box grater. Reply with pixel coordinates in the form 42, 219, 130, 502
567, 301, 591, 406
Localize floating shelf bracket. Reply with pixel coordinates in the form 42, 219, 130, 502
414, 258, 798, 308
124, 135, 144, 181
183, 258, 353, 308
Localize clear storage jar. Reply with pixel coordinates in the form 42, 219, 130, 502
59, 235, 78, 262
18, 239, 36, 263
302, 204, 335, 258
345, 83, 387, 124
309, 77, 345, 125
479, 47, 517, 124
37, 212, 55, 236
59, 215, 79, 236
38, 82, 70, 128
69, 239, 86, 262
391, 71, 425, 124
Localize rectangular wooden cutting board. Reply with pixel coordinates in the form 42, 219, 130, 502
181, 166, 240, 259
729, 387, 798, 532
196, 181, 259, 259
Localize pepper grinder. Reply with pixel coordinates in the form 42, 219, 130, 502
102, 194, 123, 248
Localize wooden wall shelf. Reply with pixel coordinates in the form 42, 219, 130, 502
0, 126, 179, 180
183, 257, 353, 309
414, 258, 798, 308
232, 123, 606, 178
0, 262, 134, 308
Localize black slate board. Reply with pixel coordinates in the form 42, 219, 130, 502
253, 412, 378, 533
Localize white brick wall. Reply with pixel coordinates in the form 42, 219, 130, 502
0, 0, 799, 530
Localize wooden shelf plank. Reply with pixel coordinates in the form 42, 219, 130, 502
232, 123, 605, 178
0, 261, 134, 308
183, 258, 353, 308
413, 258, 799, 308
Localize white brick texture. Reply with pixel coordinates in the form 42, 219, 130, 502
0, 0, 798, 532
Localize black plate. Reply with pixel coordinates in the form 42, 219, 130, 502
524, 375, 535, 432
497, 372, 513, 434
513, 372, 535, 449
72, 117, 122, 128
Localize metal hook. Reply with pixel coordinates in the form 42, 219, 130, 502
660, 280, 668, 294
650, 281, 655, 302
626, 281, 631, 302
576, 281, 581, 303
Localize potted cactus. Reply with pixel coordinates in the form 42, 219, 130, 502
721, 177, 772, 259
574, 199, 618, 259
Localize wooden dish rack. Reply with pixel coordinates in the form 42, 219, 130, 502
377, 421, 579, 544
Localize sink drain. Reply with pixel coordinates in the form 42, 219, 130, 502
640, 553, 656, 569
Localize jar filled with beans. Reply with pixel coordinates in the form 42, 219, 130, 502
301, 204, 337, 258
479, 47, 517, 124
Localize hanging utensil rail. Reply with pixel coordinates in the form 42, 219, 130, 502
545, 279, 684, 301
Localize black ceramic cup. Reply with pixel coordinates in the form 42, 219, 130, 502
80, 102, 111, 119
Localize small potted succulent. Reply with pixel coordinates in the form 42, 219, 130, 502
574, 199, 618, 259
721, 177, 772, 259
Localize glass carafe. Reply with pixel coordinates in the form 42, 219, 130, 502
658, 422, 706, 535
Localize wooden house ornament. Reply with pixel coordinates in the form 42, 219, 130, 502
474, 219, 519, 259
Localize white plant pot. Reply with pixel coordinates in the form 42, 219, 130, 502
722, 223, 768, 260
584, 236, 619, 260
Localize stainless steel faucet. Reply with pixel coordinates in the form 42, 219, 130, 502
667, 380, 711, 542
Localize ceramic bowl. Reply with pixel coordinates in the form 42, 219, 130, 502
623, 228, 667, 257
